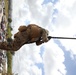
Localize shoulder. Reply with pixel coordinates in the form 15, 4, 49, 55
28, 24, 41, 28
18, 26, 27, 32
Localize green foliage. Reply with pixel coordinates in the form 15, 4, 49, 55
10, 51, 15, 55
5, 0, 13, 74
6, 25, 12, 38
8, 18, 12, 23
6, 25, 13, 74
7, 37, 12, 42
6, 51, 12, 74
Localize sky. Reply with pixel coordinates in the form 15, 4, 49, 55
11, 0, 76, 75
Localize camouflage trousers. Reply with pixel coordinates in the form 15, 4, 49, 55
0, 31, 29, 51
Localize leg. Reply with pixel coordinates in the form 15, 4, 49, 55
0, 38, 25, 51
0, 27, 30, 51
0, 41, 12, 51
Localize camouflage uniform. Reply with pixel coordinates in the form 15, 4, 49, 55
0, 24, 49, 51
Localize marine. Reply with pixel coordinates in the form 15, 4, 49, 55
0, 24, 51, 51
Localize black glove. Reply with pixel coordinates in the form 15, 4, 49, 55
47, 36, 51, 40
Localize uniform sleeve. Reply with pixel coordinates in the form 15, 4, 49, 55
36, 41, 44, 46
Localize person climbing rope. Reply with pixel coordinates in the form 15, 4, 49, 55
0, 24, 51, 51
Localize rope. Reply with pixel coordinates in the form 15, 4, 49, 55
51, 36, 76, 40
48, 36, 76, 40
